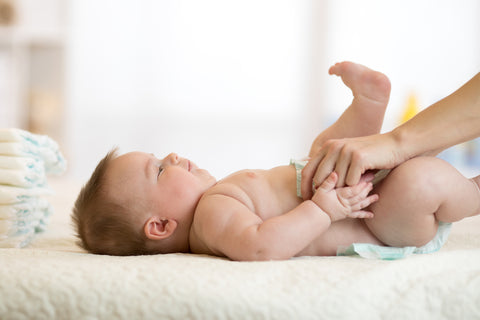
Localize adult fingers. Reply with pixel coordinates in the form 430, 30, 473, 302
359, 171, 376, 183
300, 152, 324, 200
333, 147, 352, 187
311, 140, 344, 188
316, 172, 338, 192
345, 153, 367, 186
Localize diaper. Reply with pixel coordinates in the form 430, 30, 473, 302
337, 221, 452, 260
0, 168, 47, 188
290, 158, 390, 198
0, 128, 66, 175
0, 155, 45, 172
0, 199, 52, 247
0, 198, 52, 220
0, 209, 45, 238
0, 129, 66, 248
0, 185, 52, 204
289, 158, 452, 260
290, 159, 308, 198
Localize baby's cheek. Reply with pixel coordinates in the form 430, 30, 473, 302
172, 177, 199, 199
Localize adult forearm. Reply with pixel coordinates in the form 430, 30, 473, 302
392, 72, 480, 160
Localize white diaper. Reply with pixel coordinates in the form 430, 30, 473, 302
0, 209, 43, 237
0, 199, 52, 247
0, 185, 52, 204
0, 129, 65, 248
0, 155, 44, 171
337, 221, 452, 260
0, 128, 66, 175
0, 198, 52, 219
0, 168, 47, 188
289, 158, 452, 260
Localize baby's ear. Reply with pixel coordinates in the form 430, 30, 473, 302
144, 217, 177, 240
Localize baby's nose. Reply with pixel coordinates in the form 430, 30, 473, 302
166, 153, 179, 164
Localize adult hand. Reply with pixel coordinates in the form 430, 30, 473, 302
301, 132, 406, 200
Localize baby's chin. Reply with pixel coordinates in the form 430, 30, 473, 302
203, 172, 218, 188
206, 174, 218, 187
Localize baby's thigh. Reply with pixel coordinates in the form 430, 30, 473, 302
364, 157, 447, 247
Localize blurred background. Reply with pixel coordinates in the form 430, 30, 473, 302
0, 0, 479, 181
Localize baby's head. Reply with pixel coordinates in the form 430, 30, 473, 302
72, 148, 216, 256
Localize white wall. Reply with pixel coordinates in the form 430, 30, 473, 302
66, 0, 316, 180
65, 0, 480, 181
323, 0, 480, 131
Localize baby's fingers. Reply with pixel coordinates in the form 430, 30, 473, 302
317, 172, 338, 193
348, 210, 374, 219
357, 194, 379, 210
347, 192, 379, 213
341, 181, 373, 201
358, 182, 374, 200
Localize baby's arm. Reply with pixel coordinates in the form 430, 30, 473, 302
195, 177, 377, 261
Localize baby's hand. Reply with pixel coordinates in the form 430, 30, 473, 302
311, 172, 378, 222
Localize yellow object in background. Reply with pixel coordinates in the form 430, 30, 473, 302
400, 93, 420, 124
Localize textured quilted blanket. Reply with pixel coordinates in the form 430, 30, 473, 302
1, 178, 480, 319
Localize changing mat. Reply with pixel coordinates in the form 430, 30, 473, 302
1, 178, 480, 319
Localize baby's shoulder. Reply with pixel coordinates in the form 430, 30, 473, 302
192, 181, 259, 231
200, 179, 256, 212
191, 181, 262, 256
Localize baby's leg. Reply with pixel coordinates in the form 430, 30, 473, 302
309, 62, 391, 156
365, 157, 480, 247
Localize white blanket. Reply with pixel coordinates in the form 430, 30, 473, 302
1, 178, 480, 319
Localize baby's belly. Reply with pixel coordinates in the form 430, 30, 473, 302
297, 219, 384, 257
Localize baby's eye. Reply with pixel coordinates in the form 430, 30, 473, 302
156, 165, 164, 178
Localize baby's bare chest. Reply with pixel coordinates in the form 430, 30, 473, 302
214, 166, 301, 220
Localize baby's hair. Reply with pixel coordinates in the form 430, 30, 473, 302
72, 147, 149, 256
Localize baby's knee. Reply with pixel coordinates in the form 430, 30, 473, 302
395, 156, 447, 175
388, 156, 453, 197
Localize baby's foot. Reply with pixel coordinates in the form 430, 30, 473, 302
329, 61, 391, 111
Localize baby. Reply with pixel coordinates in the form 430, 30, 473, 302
73, 62, 480, 260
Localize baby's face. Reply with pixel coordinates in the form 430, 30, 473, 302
105, 151, 217, 225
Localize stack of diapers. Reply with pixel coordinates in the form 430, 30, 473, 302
0, 128, 66, 248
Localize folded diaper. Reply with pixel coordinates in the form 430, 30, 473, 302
0, 142, 65, 175
0, 168, 47, 188
0, 128, 66, 175
0, 128, 66, 247
0, 198, 52, 220
337, 222, 452, 260
0, 209, 44, 238
0, 155, 44, 172
0, 185, 52, 204
0, 198, 52, 246
0, 210, 51, 238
